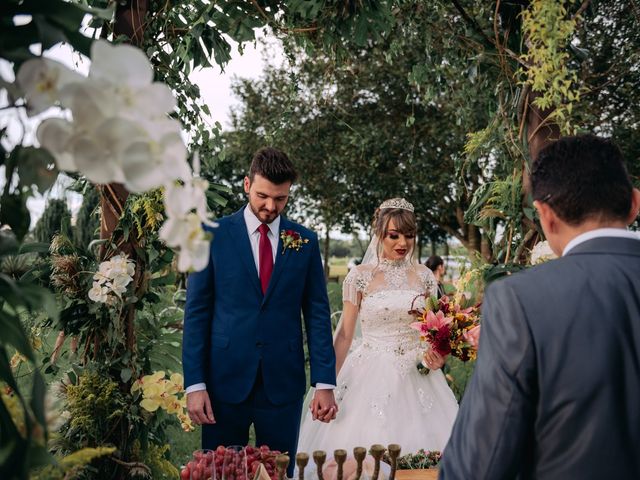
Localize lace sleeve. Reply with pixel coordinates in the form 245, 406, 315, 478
342, 266, 366, 306
418, 265, 438, 297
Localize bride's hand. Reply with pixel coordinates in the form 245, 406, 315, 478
423, 350, 446, 370
311, 389, 338, 423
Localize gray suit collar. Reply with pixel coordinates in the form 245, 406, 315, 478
565, 236, 640, 256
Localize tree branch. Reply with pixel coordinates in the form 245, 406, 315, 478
450, 0, 495, 48
572, 0, 591, 21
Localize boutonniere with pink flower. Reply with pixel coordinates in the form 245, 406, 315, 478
280, 229, 309, 254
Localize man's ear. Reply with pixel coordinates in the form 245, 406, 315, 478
243, 176, 251, 194
533, 200, 557, 234
627, 188, 640, 225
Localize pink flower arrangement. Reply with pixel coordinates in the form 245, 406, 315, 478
409, 295, 481, 362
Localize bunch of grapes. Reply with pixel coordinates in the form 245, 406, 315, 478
180, 445, 283, 480
245, 445, 282, 480
180, 449, 215, 480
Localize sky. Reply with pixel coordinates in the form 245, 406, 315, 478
0, 34, 282, 227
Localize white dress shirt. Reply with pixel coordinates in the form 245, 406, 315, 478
186, 205, 334, 394
563, 227, 640, 256
243, 204, 279, 272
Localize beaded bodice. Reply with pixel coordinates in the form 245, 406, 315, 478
341, 261, 437, 375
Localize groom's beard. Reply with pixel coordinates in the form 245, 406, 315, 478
249, 203, 281, 223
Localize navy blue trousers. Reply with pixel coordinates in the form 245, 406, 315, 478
202, 367, 303, 477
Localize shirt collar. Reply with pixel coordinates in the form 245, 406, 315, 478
563, 227, 640, 256
243, 205, 280, 235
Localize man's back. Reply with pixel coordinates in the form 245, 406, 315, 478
440, 236, 640, 479
512, 236, 640, 478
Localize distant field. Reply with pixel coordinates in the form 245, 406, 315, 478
329, 264, 348, 278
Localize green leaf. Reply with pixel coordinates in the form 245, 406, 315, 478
0, 345, 21, 391
73, 2, 116, 21
0, 194, 31, 241
0, 231, 19, 257
17, 282, 59, 322
33, 14, 68, 50
18, 242, 50, 255
26, 444, 54, 469
0, 310, 34, 361
29, 371, 48, 440
17, 146, 59, 194
120, 367, 132, 383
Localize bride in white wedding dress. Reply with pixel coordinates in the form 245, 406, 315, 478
297, 198, 458, 456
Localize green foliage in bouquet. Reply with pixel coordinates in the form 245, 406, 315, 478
59, 371, 127, 447
30, 447, 116, 480
131, 441, 180, 480
393, 450, 442, 470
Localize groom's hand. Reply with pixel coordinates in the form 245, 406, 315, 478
311, 389, 338, 423
187, 390, 216, 425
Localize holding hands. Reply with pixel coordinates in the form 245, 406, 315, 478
310, 389, 338, 423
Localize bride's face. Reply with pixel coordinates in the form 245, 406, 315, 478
381, 219, 415, 260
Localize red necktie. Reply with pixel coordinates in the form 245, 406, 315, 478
258, 223, 273, 294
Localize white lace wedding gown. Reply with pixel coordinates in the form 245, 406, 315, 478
297, 260, 459, 456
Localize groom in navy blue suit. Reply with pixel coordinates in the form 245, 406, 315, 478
183, 147, 337, 473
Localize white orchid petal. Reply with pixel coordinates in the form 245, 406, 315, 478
71, 136, 120, 185
163, 183, 193, 218
60, 81, 115, 129
188, 240, 210, 272
121, 141, 168, 193
90, 40, 153, 86
133, 83, 177, 115
36, 118, 77, 172
17, 58, 83, 115
159, 217, 185, 248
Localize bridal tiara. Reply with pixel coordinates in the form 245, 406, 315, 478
379, 198, 414, 212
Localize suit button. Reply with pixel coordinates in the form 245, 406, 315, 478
256, 342, 263, 347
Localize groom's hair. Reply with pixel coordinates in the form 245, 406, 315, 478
531, 134, 633, 225
249, 147, 298, 185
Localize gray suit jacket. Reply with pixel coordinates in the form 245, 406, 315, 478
439, 237, 640, 480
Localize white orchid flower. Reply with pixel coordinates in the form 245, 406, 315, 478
88, 282, 110, 303
178, 237, 210, 272
159, 212, 210, 272
89, 40, 153, 87
96, 259, 114, 279
108, 277, 130, 296
108, 255, 135, 277
70, 117, 149, 186
88, 41, 176, 121
121, 123, 190, 193
16, 58, 83, 116
530, 240, 557, 265
177, 214, 210, 272
164, 177, 210, 220
36, 118, 76, 172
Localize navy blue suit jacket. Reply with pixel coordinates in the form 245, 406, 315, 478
182, 208, 336, 406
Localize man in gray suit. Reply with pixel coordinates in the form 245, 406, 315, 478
440, 134, 640, 479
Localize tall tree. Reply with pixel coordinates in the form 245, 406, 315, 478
33, 198, 72, 244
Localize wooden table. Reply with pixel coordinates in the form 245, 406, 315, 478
396, 469, 439, 480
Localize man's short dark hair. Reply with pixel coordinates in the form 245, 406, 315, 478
249, 147, 298, 184
531, 134, 633, 225
426, 255, 444, 272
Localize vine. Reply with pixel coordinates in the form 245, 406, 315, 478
519, 0, 584, 134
